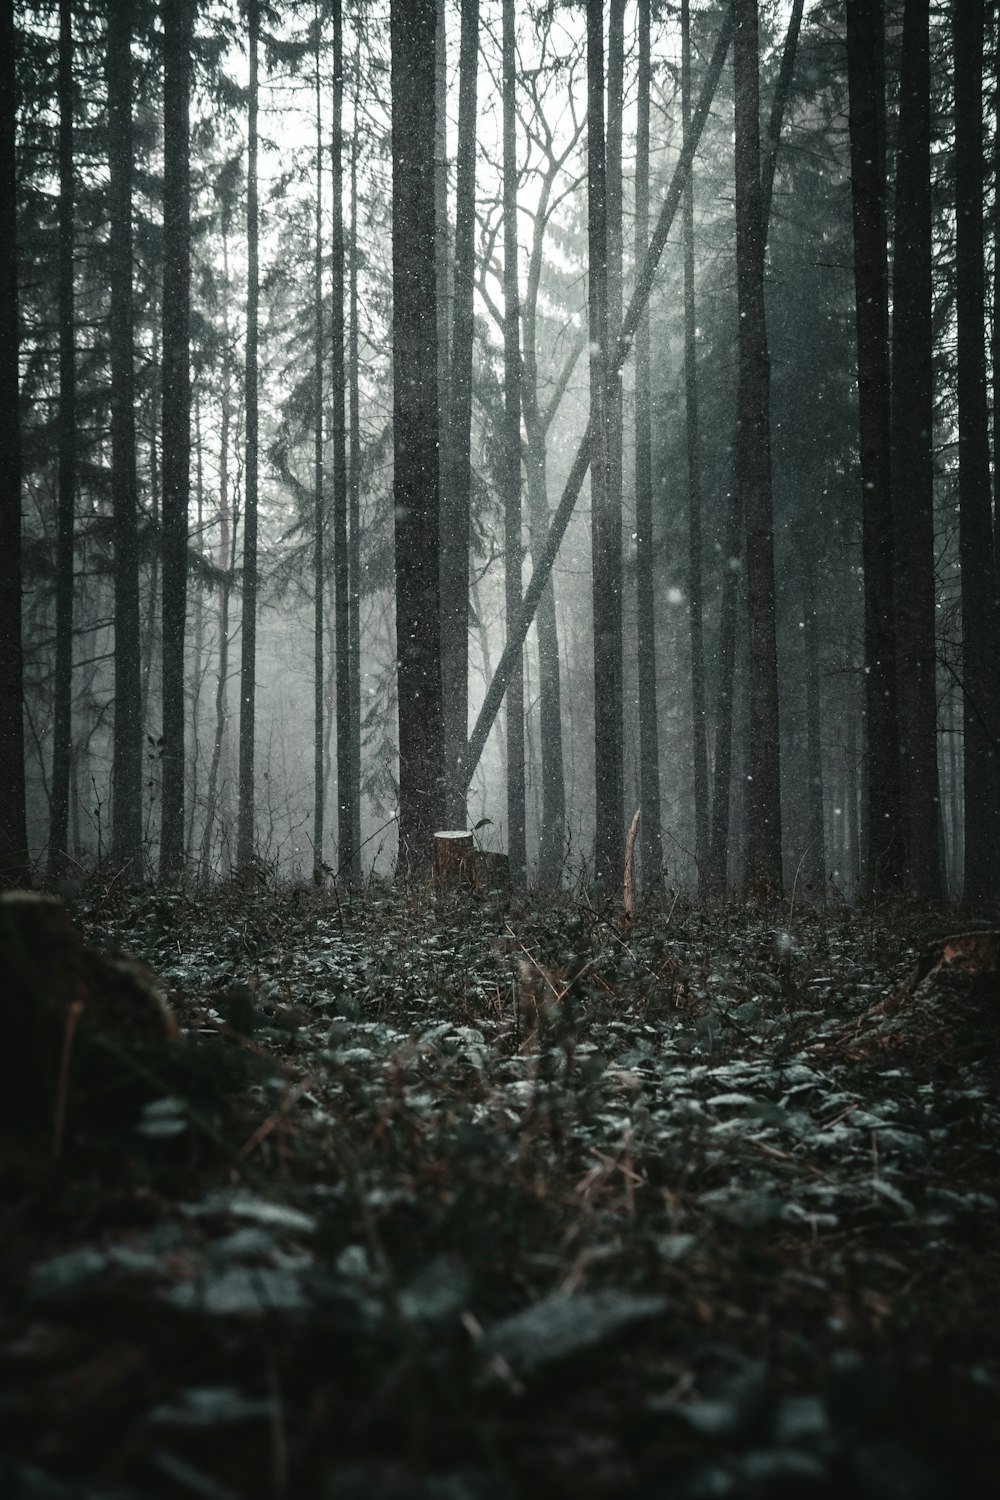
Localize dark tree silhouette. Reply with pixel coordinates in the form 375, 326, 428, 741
846, 0, 901, 894
391, 0, 446, 870
107, 0, 143, 877
734, 0, 782, 894
160, 0, 193, 875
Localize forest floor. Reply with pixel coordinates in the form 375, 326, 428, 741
1, 879, 999, 1499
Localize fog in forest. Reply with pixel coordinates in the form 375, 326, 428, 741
4, 0, 995, 904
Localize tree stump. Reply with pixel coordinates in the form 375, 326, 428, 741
472, 850, 511, 891
433, 830, 474, 885
0, 891, 178, 1135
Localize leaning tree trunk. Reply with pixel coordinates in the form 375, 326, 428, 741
734, 0, 782, 894
891, 0, 940, 900
462, 3, 736, 799
107, 0, 143, 879
846, 0, 902, 896
160, 0, 192, 877
391, 0, 446, 872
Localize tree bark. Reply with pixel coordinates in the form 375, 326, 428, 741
441, 0, 479, 828
160, 0, 192, 877
0, 0, 29, 886
313, 22, 326, 878
107, 0, 143, 879
588, 0, 623, 886
681, 0, 708, 890
502, 0, 525, 885
709, 0, 804, 891
331, 0, 353, 878
734, 0, 782, 894
348, 55, 363, 876
237, 0, 260, 871
49, 0, 76, 876
954, 0, 1000, 902
891, 0, 940, 900
391, 0, 446, 872
846, 0, 902, 895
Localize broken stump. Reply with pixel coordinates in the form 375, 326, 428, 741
433, 830, 474, 885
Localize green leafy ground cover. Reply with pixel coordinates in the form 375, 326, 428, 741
2, 883, 999, 1498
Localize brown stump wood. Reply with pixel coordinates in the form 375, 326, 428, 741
0, 891, 178, 1134
434, 830, 474, 884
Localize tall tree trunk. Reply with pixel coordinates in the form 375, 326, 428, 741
391, 0, 446, 871
802, 544, 826, 889
709, 0, 803, 891
502, 0, 525, 884
634, 0, 661, 888
313, 18, 326, 878
734, 0, 782, 894
331, 0, 353, 877
107, 0, 142, 878
187, 395, 204, 861
199, 352, 233, 874
237, 0, 260, 870
681, 0, 708, 889
348, 56, 363, 875
0, 0, 28, 884
891, 0, 940, 900
441, 0, 479, 827
588, 0, 622, 885
160, 0, 192, 876
434, 0, 450, 452
463, 3, 735, 796
49, 0, 76, 875
846, 0, 902, 895
606, 0, 626, 847
954, 0, 1000, 902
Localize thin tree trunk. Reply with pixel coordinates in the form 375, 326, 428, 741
237, 0, 260, 870
199, 357, 233, 874
891, 0, 940, 900
107, 0, 142, 878
846, 0, 902, 895
588, 0, 622, 886
331, 0, 352, 877
681, 0, 708, 890
348, 58, 362, 875
441, 0, 479, 827
734, 0, 782, 894
160, 0, 192, 876
502, 0, 525, 885
49, 0, 75, 875
802, 545, 826, 890
709, 0, 803, 892
391, 0, 446, 871
607, 0, 626, 863
313, 18, 326, 878
463, 3, 735, 798
955, 0, 1000, 902
187, 396, 204, 861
